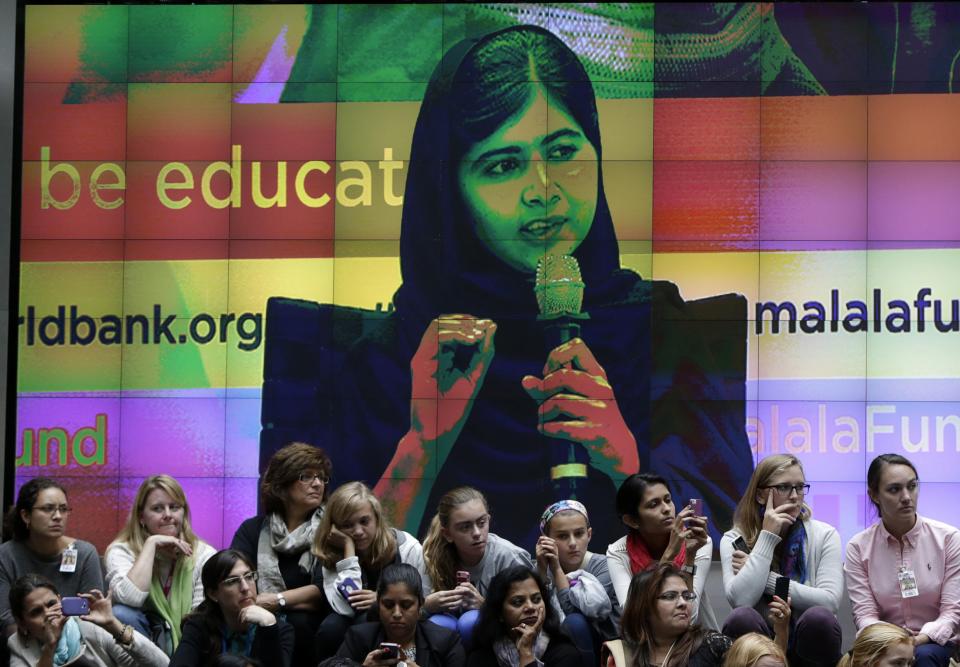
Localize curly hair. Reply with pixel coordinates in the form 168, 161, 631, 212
260, 442, 332, 516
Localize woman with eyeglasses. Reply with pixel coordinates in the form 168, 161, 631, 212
312, 482, 431, 659
0, 477, 104, 638
719, 454, 843, 667
844, 454, 960, 667
603, 563, 731, 667
7, 574, 168, 667
170, 549, 294, 667
229, 442, 332, 665
104, 475, 216, 653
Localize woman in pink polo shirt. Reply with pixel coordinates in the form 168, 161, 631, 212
845, 453, 960, 667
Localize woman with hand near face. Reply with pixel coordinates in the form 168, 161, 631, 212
466, 565, 579, 667
169, 550, 293, 667
229, 442, 330, 664
105, 475, 215, 653
845, 454, 960, 667
0, 478, 104, 638
420, 488, 532, 646
606, 473, 716, 630
604, 563, 730, 667
336, 563, 465, 667
7, 575, 169, 667
720, 454, 842, 667
313, 483, 430, 659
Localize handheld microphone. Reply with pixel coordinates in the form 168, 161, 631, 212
535, 255, 590, 496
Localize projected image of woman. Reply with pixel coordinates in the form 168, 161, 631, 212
320, 25, 752, 544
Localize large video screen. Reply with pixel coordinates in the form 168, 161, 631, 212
15, 3, 960, 551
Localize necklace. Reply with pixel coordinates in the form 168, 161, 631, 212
403, 646, 417, 660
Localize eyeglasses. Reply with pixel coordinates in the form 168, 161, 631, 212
221, 571, 258, 589
762, 484, 810, 496
33, 504, 72, 516
658, 591, 697, 602
298, 472, 328, 485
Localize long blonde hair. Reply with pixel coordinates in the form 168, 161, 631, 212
836, 623, 913, 667
722, 633, 787, 667
111, 475, 199, 555
732, 454, 812, 549
422, 486, 487, 591
313, 482, 396, 570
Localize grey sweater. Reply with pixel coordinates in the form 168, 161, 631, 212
463, 533, 533, 595
0, 539, 104, 628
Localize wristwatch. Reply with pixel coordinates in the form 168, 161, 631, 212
276, 592, 287, 608
681, 564, 697, 576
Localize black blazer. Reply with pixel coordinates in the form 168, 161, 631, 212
337, 621, 466, 667
170, 615, 295, 667
465, 633, 581, 667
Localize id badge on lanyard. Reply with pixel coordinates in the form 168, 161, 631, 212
60, 543, 78, 573
898, 564, 919, 599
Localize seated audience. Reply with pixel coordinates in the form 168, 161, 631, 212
845, 453, 960, 667
7, 574, 168, 667
836, 622, 915, 667
537, 500, 616, 665
169, 549, 294, 667
230, 442, 330, 664
603, 563, 731, 667
722, 633, 788, 667
313, 482, 430, 657
336, 563, 465, 666
421, 487, 532, 646
0, 478, 103, 637
105, 474, 215, 652
607, 473, 716, 629
466, 565, 579, 667
720, 454, 842, 667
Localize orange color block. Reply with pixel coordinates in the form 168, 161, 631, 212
761, 96, 867, 161
868, 94, 960, 160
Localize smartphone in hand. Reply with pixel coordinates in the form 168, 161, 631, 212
61, 597, 90, 616
774, 575, 790, 601
732, 536, 750, 554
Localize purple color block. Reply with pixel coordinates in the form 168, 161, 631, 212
804, 482, 869, 551
868, 162, 960, 241
760, 161, 867, 242
224, 398, 261, 477
16, 396, 121, 476
222, 476, 259, 550
865, 401, 960, 483
119, 397, 226, 477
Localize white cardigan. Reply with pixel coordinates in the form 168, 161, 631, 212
105, 540, 216, 610
719, 517, 843, 616
319, 529, 432, 616
606, 535, 718, 631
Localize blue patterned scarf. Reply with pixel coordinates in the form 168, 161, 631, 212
779, 519, 807, 583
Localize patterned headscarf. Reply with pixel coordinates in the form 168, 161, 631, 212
539, 500, 590, 535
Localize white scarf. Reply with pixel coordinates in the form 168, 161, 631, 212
256, 508, 323, 593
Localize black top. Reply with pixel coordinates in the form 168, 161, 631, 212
169, 615, 295, 667
465, 634, 580, 667
337, 621, 466, 667
625, 632, 732, 667
230, 515, 313, 590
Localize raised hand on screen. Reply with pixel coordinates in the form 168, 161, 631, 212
521, 337, 639, 480
409, 315, 496, 452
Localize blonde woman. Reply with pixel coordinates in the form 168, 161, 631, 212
105, 474, 214, 653
722, 633, 788, 667
719, 454, 843, 667
836, 622, 914, 667
312, 481, 429, 658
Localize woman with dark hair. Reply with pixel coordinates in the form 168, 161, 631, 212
230, 442, 331, 664
169, 549, 294, 667
605, 563, 731, 667
720, 454, 843, 667
467, 565, 579, 667
0, 478, 104, 637
320, 23, 751, 547
606, 473, 715, 629
845, 454, 960, 667
6, 574, 168, 667
336, 563, 465, 666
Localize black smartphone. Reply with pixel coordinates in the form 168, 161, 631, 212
732, 536, 750, 553
379, 643, 400, 660
774, 575, 790, 601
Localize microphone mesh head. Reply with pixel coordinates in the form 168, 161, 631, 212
535, 254, 584, 317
